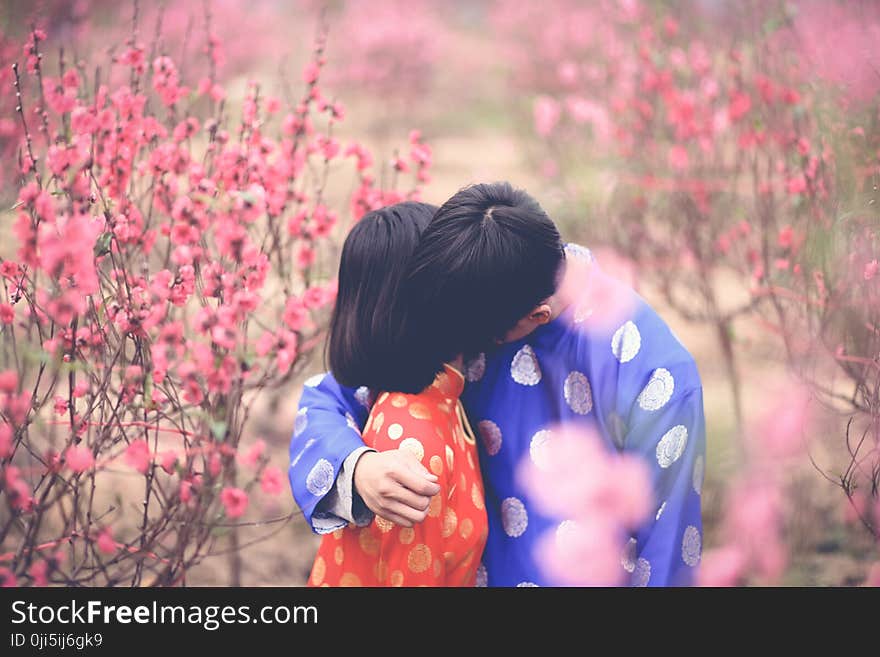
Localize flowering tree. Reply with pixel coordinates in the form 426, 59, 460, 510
495, 0, 835, 431
494, 0, 880, 582
320, 0, 447, 109
0, 15, 431, 587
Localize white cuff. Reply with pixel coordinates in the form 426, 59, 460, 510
313, 446, 376, 528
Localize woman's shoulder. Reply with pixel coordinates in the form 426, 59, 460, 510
364, 390, 455, 460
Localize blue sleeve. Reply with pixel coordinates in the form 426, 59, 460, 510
288, 372, 370, 533
623, 381, 705, 587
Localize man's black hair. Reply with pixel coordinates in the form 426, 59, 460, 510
403, 182, 565, 371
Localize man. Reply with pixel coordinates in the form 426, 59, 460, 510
289, 182, 705, 586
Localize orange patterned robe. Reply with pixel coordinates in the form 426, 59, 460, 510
308, 365, 488, 586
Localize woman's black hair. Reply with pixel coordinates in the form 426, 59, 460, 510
327, 201, 439, 393
404, 182, 565, 365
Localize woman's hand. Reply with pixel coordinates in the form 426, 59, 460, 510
353, 451, 441, 527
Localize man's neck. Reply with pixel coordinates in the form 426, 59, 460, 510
548, 261, 575, 321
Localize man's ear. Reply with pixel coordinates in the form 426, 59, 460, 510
529, 304, 552, 325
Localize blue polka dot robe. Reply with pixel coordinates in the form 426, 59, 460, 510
288, 245, 706, 586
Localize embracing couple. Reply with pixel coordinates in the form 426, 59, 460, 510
288, 182, 705, 587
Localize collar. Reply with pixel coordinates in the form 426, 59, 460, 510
429, 363, 465, 399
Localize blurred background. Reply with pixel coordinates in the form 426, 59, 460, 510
1, 0, 879, 586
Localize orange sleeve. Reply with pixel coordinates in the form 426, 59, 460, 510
366, 400, 452, 586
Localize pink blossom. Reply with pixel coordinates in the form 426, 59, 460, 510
864, 259, 879, 281
698, 546, 747, 587
786, 175, 807, 195
119, 46, 146, 73
64, 445, 95, 474
565, 97, 606, 133
535, 517, 626, 586
728, 91, 752, 122
260, 466, 285, 496
124, 440, 152, 474
197, 76, 212, 96
392, 156, 410, 173
534, 96, 561, 137
302, 61, 320, 85
519, 424, 652, 585
179, 479, 194, 504
255, 331, 276, 358
38, 213, 102, 298
172, 117, 200, 142
152, 56, 188, 106
265, 96, 282, 114
209, 452, 222, 478
557, 60, 579, 86
29, 560, 49, 586
409, 137, 432, 167
96, 528, 117, 555
4, 391, 31, 427
745, 377, 812, 462
43, 447, 61, 473
0, 567, 17, 587
72, 381, 90, 398
777, 225, 795, 249
611, 458, 654, 526
796, 137, 811, 156
158, 450, 178, 475
220, 487, 249, 518
52, 395, 68, 415
0, 423, 12, 458
303, 285, 334, 310
43, 77, 77, 114
0, 261, 21, 280
3, 465, 33, 511
540, 159, 559, 179
241, 439, 266, 467
724, 477, 787, 582
866, 562, 880, 587
320, 137, 341, 161
668, 144, 690, 171
274, 331, 299, 375
344, 143, 373, 172
0, 370, 18, 393
283, 296, 311, 331
790, 2, 880, 105
559, 252, 638, 334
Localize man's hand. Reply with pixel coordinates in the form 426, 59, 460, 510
353, 450, 441, 527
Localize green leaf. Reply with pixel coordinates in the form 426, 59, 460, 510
210, 419, 228, 441
238, 189, 257, 206
93, 231, 113, 257
142, 376, 154, 410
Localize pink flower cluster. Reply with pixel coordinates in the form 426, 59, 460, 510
0, 20, 431, 587
520, 425, 652, 585
700, 378, 813, 586
325, 0, 447, 102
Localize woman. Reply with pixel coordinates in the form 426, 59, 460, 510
308, 202, 488, 586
